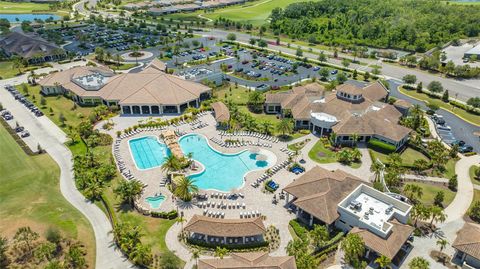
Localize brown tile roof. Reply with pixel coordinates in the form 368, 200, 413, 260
211, 101, 230, 123
147, 58, 167, 72
0, 31, 64, 59
40, 66, 210, 105
283, 166, 363, 224
453, 223, 480, 260
351, 219, 414, 259
362, 81, 389, 101
336, 84, 363, 96
184, 215, 266, 237
198, 252, 296, 269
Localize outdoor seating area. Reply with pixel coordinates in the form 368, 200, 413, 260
210, 137, 273, 148
251, 160, 290, 188
219, 130, 279, 142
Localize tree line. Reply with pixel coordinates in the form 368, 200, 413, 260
269, 0, 480, 52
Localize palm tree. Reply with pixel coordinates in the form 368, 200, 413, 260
162, 155, 180, 179
375, 255, 391, 269
276, 118, 293, 137
350, 148, 362, 162
436, 239, 448, 254
173, 175, 198, 201
191, 248, 200, 268
114, 179, 144, 207
329, 132, 337, 146
370, 160, 384, 182
340, 233, 365, 266
214, 246, 228, 259
130, 243, 152, 266
429, 206, 447, 226
403, 184, 423, 203
261, 121, 273, 135
351, 133, 359, 147
12, 56, 24, 75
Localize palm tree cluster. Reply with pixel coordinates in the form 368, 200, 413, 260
340, 233, 366, 269
336, 147, 362, 165
161, 155, 193, 175
247, 91, 265, 113
114, 179, 144, 208
73, 152, 116, 201
226, 101, 275, 135
410, 203, 447, 228
0, 226, 87, 268
112, 222, 152, 266
408, 256, 430, 269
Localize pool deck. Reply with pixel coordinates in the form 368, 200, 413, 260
103, 112, 371, 266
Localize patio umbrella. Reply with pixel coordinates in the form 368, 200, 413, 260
250, 147, 260, 153
256, 154, 268, 161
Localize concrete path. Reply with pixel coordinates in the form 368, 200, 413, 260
0, 74, 133, 268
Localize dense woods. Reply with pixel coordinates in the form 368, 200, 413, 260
269, 0, 480, 52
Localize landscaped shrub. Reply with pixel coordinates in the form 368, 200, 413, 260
289, 219, 308, 239
367, 138, 396, 153
150, 210, 178, 219
186, 238, 268, 250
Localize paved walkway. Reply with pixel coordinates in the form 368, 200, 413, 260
0, 66, 134, 268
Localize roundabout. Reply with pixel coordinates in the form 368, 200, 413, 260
120, 50, 154, 61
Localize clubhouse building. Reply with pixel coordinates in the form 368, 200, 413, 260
198, 252, 296, 269
283, 166, 413, 264
265, 82, 411, 149
39, 59, 211, 115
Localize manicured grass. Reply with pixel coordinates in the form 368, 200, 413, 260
215, 84, 251, 105
0, 61, 50, 79
470, 165, 480, 185
308, 139, 337, 163
404, 182, 456, 207
399, 86, 480, 126
238, 106, 279, 122
0, 124, 95, 266
21, 84, 96, 130
443, 158, 458, 179
468, 189, 480, 212
0, 1, 51, 13
369, 146, 430, 166
106, 62, 139, 70
203, 0, 321, 26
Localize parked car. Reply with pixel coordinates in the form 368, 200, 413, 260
459, 145, 474, 153
20, 131, 30, 138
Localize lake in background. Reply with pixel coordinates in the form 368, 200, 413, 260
0, 14, 60, 22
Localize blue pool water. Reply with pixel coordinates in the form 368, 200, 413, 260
0, 14, 60, 22
128, 134, 270, 191
145, 195, 166, 209
129, 136, 170, 170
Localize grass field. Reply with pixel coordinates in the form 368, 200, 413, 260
0, 124, 95, 266
471, 165, 480, 184
370, 147, 430, 166
202, 0, 321, 26
399, 86, 480, 126
0, 1, 52, 14
404, 182, 456, 207
21, 84, 96, 131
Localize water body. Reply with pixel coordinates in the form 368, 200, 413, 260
0, 13, 60, 22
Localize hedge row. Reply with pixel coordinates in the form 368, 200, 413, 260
186, 238, 268, 250
289, 219, 308, 239
150, 210, 178, 219
317, 232, 344, 251
367, 138, 396, 153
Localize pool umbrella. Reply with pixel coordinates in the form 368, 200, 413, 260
250, 147, 260, 153
256, 154, 268, 161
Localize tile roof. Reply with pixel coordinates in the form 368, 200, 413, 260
198, 252, 296, 269
184, 215, 266, 237
211, 101, 230, 123
351, 219, 414, 259
0, 31, 63, 59
283, 166, 363, 224
453, 223, 480, 260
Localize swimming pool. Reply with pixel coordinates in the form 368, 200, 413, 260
128, 136, 170, 170
145, 195, 166, 209
128, 133, 272, 191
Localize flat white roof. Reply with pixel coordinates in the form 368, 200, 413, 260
349, 193, 394, 231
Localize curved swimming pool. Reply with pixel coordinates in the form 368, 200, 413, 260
128, 134, 272, 191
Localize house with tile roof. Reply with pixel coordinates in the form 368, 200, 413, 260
0, 32, 66, 64
38, 60, 211, 114
453, 223, 480, 269
264, 82, 411, 149
283, 166, 413, 265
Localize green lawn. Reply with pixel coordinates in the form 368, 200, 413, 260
21, 84, 97, 131
202, 0, 321, 26
404, 182, 456, 207
0, 61, 51, 79
106, 62, 139, 71
308, 139, 337, 163
0, 1, 51, 13
469, 190, 480, 213
399, 86, 480, 126
370, 147, 430, 166
470, 165, 480, 185
0, 125, 95, 266
215, 84, 251, 105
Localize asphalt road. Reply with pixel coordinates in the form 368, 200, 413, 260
388, 79, 480, 153
199, 29, 480, 101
